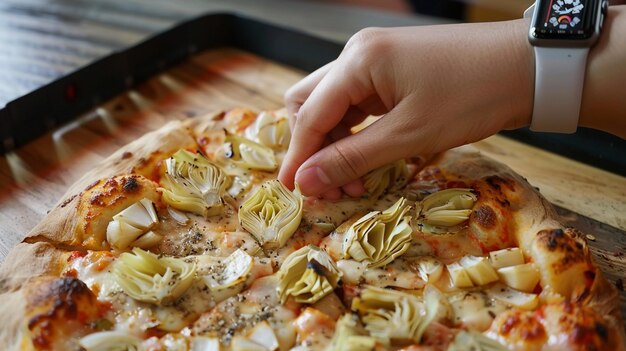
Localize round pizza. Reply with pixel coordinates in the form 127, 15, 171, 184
0, 108, 623, 351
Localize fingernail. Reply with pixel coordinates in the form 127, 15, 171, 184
295, 166, 332, 195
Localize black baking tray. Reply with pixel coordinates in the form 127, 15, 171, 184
0, 13, 624, 175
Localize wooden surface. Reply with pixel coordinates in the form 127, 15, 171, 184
0, 48, 624, 317
0, 0, 447, 107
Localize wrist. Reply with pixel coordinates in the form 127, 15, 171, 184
579, 6, 626, 137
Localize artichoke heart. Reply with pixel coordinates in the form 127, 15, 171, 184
223, 133, 278, 171
447, 331, 508, 351
160, 149, 231, 218
416, 188, 477, 233
239, 180, 303, 250
351, 285, 426, 344
79, 331, 142, 351
342, 197, 413, 268
106, 198, 160, 250
203, 249, 254, 291
244, 110, 291, 149
326, 314, 377, 351
278, 245, 342, 304
113, 247, 196, 305
363, 160, 409, 199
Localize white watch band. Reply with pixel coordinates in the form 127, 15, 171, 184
530, 47, 589, 133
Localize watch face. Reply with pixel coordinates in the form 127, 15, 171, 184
531, 0, 600, 39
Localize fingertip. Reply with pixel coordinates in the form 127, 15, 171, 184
278, 161, 296, 190
342, 179, 366, 198
295, 166, 333, 196
321, 188, 342, 201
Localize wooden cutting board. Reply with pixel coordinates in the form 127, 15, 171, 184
0, 48, 624, 318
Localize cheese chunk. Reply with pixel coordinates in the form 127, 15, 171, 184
489, 248, 525, 269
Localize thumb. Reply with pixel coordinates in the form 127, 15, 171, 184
294, 101, 420, 196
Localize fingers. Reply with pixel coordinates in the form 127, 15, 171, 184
279, 61, 372, 189
284, 62, 334, 130
294, 99, 419, 196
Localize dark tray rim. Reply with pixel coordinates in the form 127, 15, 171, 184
0, 11, 623, 175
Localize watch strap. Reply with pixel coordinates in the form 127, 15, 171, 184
530, 47, 589, 133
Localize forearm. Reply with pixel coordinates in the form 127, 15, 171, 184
579, 5, 626, 137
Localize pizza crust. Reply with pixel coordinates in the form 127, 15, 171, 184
0, 112, 623, 350
24, 119, 198, 248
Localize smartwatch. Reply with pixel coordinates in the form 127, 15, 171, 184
525, 0, 608, 133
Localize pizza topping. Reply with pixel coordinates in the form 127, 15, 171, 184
415, 256, 445, 284
446, 331, 507, 351
351, 285, 428, 345
446, 262, 474, 288
191, 337, 221, 351
167, 206, 190, 225
486, 283, 539, 310
113, 248, 196, 305
222, 133, 278, 171
326, 313, 377, 351
201, 249, 254, 292
342, 197, 413, 268
459, 256, 499, 286
239, 180, 303, 250
363, 159, 409, 199
105, 198, 160, 251
278, 245, 342, 304
244, 109, 291, 150
246, 321, 281, 350
160, 149, 231, 218
78, 330, 142, 351
416, 188, 477, 234
496, 263, 540, 293
488, 247, 524, 269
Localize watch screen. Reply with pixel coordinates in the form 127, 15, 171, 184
532, 0, 599, 39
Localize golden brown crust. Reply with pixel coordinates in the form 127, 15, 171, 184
431, 145, 625, 348
75, 174, 160, 249
0, 242, 69, 293
25, 120, 197, 248
489, 301, 626, 351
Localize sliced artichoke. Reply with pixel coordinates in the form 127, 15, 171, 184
106, 198, 160, 250
351, 285, 426, 344
278, 245, 342, 304
79, 331, 142, 351
342, 198, 413, 268
113, 247, 196, 305
418, 285, 453, 338
244, 110, 291, 149
239, 180, 303, 250
160, 149, 231, 218
447, 331, 508, 351
363, 160, 409, 199
202, 249, 254, 291
223, 133, 278, 171
326, 314, 377, 351
415, 256, 445, 284
416, 188, 477, 234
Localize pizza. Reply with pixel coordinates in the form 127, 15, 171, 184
0, 107, 624, 351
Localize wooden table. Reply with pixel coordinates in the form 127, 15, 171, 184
0, 0, 624, 322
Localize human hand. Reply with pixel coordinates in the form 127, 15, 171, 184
278, 19, 534, 199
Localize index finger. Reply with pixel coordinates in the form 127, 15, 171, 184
278, 62, 373, 189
